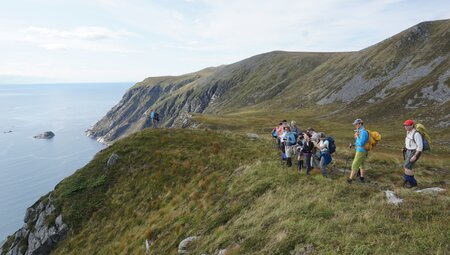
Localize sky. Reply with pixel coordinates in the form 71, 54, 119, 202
0, 0, 449, 84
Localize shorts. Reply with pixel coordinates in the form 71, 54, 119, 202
352, 151, 368, 171
404, 149, 420, 170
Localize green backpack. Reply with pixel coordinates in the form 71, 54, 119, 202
414, 123, 431, 151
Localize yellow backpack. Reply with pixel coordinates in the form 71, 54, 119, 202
364, 130, 381, 151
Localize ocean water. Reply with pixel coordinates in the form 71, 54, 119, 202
0, 83, 131, 241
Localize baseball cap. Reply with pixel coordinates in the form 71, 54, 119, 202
352, 119, 363, 125
403, 119, 414, 126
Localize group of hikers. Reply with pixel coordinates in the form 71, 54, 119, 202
272, 118, 430, 188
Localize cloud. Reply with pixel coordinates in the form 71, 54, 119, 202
5, 25, 136, 52
26, 26, 133, 41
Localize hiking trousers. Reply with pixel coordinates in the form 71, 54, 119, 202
303, 152, 312, 172
285, 145, 294, 158
319, 156, 328, 177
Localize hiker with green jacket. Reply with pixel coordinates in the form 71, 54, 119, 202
347, 119, 369, 184
402, 119, 423, 188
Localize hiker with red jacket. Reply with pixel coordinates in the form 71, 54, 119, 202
347, 119, 369, 184
402, 119, 423, 188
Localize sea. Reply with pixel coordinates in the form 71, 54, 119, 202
0, 82, 131, 242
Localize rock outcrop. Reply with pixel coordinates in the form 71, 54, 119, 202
178, 236, 198, 254
33, 131, 55, 139
0, 193, 68, 255
106, 153, 119, 167
385, 190, 403, 205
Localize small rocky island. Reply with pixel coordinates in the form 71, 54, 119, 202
34, 131, 55, 139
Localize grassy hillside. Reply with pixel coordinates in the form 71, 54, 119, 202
87, 20, 449, 144
48, 118, 449, 254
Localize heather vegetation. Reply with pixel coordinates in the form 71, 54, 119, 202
48, 112, 449, 254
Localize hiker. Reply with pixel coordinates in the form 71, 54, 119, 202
290, 121, 301, 136
276, 122, 284, 150
306, 127, 321, 169
149, 109, 159, 128
300, 133, 314, 175
296, 133, 305, 172
347, 119, 369, 184
402, 119, 423, 188
284, 126, 297, 167
316, 132, 331, 177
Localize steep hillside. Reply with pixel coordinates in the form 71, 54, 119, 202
2, 128, 449, 254
88, 19, 449, 144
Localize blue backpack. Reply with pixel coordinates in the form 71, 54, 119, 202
326, 136, 336, 154
271, 129, 277, 138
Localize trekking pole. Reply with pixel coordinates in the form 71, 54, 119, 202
344, 143, 353, 175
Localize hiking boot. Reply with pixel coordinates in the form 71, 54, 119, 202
286, 158, 292, 167
359, 177, 365, 183
347, 179, 352, 184
404, 182, 417, 189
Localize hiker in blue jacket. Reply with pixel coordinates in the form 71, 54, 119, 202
347, 119, 369, 184
149, 109, 160, 128
284, 126, 297, 167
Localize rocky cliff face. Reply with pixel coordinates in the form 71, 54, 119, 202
87, 19, 449, 144
0, 193, 68, 255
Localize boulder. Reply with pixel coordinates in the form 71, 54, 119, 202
217, 249, 227, 255
385, 190, 403, 205
415, 187, 446, 194
246, 133, 259, 140
34, 131, 55, 139
178, 236, 198, 254
107, 153, 119, 167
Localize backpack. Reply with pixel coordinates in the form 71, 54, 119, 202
287, 132, 297, 146
325, 137, 336, 154
364, 130, 381, 151
413, 123, 431, 151
154, 113, 160, 121
271, 129, 278, 138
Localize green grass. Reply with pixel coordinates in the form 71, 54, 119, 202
49, 120, 450, 254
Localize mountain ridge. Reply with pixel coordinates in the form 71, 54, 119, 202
87, 19, 450, 144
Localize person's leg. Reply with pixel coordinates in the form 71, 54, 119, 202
286, 145, 292, 167
304, 153, 312, 175
320, 156, 327, 177
403, 150, 419, 187
349, 152, 364, 182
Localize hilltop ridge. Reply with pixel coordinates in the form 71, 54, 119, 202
88, 19, 450, 144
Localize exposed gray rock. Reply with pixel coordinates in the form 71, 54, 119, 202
33, 131, 55, 139
385, 190, 403, 205
1, 193, 68, 255
178, 236, 198, 254
246, 133, 259, 140
217, 249, 227, 255
420, 70, 450, 103
385, 56, 444, 91
290, 243, 315, 255
107, 153, 119, 167
415, 187, 446, 194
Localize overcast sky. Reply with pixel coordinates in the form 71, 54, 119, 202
0, 0, 449, 83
